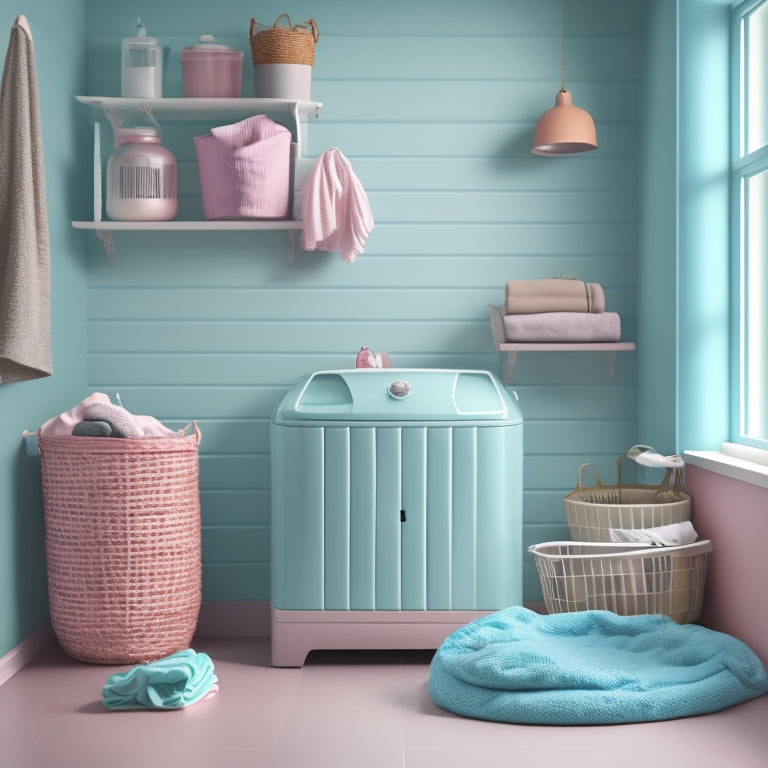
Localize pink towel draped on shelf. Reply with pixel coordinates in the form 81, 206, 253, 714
300, 147, 374, 262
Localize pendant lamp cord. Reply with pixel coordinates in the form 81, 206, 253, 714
560, 0, 565, 92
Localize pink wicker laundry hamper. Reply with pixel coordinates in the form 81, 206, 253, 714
38, 425, 202, 664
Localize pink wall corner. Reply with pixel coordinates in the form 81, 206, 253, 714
685, 465, 768, 667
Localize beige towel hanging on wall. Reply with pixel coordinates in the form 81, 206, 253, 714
0, 15, 52, 383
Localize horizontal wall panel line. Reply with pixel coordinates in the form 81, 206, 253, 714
203, 560, 270, 566
203, 525, 268, 531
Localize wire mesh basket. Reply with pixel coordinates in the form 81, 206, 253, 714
530, 540, 712, 624
564, 458, 691, 542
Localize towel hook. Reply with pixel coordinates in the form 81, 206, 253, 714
14, 15, 32, 41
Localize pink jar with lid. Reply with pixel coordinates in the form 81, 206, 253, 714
106, 128, 177, 221
181, 35, 244, 97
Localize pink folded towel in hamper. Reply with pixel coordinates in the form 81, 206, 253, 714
505, 278, 605, 315
503, 312, 621, 342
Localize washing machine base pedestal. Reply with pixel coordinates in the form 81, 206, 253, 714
270, 605, 497, 667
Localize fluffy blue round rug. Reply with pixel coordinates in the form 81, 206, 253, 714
429, 607, 768, 725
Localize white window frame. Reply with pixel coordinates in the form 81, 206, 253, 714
731, 0, 768, 451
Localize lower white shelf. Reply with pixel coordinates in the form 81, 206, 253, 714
495, 341, 637, 352
72, 220, 303, 231
72, 220, 304, 265
487, 304, 636, 382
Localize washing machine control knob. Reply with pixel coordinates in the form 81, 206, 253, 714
388, 379, 411, 399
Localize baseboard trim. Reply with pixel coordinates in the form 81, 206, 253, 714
195, 600, 271, 637
0, 622, 54, 687
194, 600, 546, 638
1, 601, 547, 680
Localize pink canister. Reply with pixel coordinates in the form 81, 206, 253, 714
181, 35, 244, 97
106, 128, 177, 221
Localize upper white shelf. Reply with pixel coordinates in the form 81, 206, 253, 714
75, 96, 322, 123
487, 304, 636, 382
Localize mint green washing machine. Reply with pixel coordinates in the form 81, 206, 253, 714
270, 369, 523, 666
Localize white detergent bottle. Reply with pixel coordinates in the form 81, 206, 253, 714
121, 18, 162, 98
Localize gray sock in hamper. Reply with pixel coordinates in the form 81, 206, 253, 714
72, 420, 113, 437
83, 403, 144, 439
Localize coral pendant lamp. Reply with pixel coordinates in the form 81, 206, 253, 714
532, 0, 597, 156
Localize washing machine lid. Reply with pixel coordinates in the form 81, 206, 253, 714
272, 369, 523, 424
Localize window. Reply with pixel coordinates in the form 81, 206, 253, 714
733, 0, 768, 449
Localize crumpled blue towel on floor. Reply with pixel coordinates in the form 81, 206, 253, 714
429, 607, 768, 725
102, 649, 218, 710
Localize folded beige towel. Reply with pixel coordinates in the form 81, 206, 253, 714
505, 278, 605, 315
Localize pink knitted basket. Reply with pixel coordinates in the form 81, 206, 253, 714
38, 426, 202, 664
194, 114, 291, 219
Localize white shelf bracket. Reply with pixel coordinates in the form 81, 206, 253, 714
287, 230, 296, 264
607, 351, 617, 378
137, 103, 161, 130
291, 102, 303, 156
103, 106, 119, 132
503, 351, 517, 385
96, 229, 117, 265
291, 100, 320, 157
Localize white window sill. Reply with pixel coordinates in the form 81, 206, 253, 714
683, 443, 768, 490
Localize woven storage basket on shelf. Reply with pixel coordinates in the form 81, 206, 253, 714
249, 15, 319, 66
564, 461, 691, 542
38, 426, 201, 664
530, 540, 712, 624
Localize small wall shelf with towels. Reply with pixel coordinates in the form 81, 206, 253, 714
488, 305, 636, 383
72, 96, 322, 264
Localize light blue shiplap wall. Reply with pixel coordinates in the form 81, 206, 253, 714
83, 0, 646, 604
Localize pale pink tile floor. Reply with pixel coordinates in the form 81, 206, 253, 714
2, 636, 767, 768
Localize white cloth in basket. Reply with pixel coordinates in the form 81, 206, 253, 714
609, 520, 698, 547
39, 393, 177, 438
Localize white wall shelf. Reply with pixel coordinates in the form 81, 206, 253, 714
75, 96, 321, 151
72, 220, 305, 230
73, 96, 322, 264
488, 305, 636, 383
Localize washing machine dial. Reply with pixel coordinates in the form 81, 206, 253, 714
388, 379, 411, 399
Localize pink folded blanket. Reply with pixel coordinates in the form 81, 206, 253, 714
503, 312, 621, 342
505, 279, 605, 314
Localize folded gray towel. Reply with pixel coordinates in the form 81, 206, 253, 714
72, 420, 113, 437
83, 403, 144, 439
